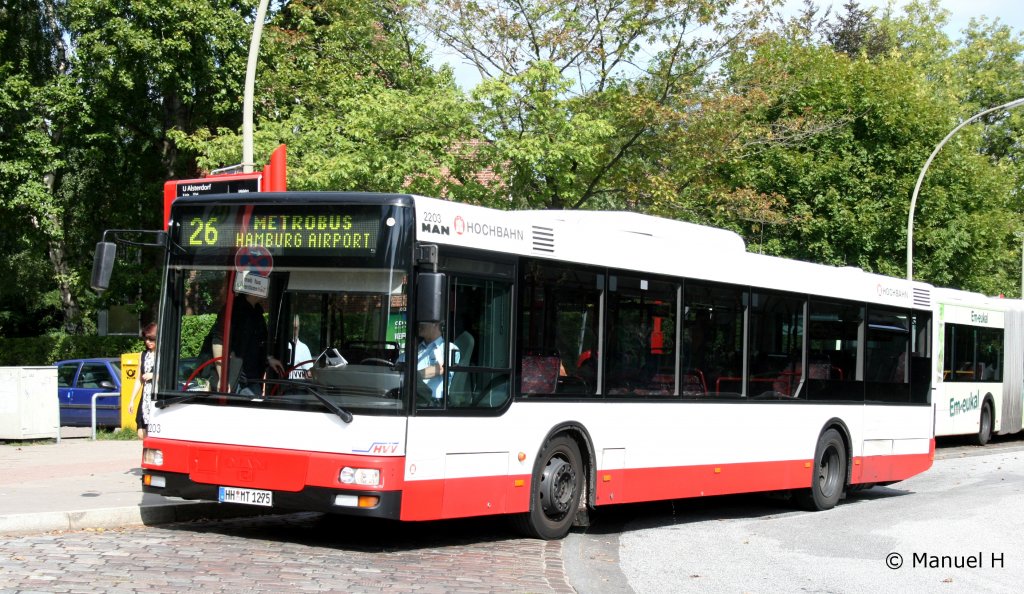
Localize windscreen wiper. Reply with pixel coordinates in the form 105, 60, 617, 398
159, 381, 354, 424
261, 378, 354, 424
303, 386, 354, 424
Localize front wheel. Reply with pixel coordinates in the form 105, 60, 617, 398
795, 428, 847, 511
974, 401, 992, 446
514, 435, 583, 540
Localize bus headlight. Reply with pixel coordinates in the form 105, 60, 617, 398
339, 467, 380, 486
143, 448, 163, 466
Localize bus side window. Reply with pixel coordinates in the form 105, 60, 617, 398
447, 273, 512, 409
518, 260, 602, 396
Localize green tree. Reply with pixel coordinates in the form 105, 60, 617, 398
179, 0, 472, 197
416, 0, 778, 211
0, 0, 80, 334
715, 0, 1024, 295
1, 0, 254, 336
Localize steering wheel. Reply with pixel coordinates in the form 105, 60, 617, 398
184, 356, 223, 390
359, 358, 395, 367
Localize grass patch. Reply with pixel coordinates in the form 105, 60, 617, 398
97, 428, 139, 440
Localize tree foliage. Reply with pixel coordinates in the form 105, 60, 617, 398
177, 0, 471, 197
1, 0, 1024, 341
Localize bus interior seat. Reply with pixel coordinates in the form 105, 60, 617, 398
520, 354, 560, 395
682, 368, 707, 395
449, 331, 475, 404
453, 331, 474, 367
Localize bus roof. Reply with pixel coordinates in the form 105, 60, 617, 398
412, 195, 934, 310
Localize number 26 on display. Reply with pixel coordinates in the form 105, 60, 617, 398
188, 217, 219, 246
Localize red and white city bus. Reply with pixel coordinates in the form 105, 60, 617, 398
93, 192, 936, 539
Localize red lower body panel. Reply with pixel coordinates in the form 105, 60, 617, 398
851, 439, 935, 484
144, 438, 405, 493
145, 438, 934, 522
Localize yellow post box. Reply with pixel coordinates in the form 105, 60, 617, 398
120, 352, 140, 430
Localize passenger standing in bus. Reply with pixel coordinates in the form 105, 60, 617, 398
410, 321, 459, 401
129, 322, 157, 439
287, 315, 313, 379
210, 293, 285, 394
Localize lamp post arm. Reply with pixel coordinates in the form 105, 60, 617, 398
906, 97, 1024, 281
242, 0, 271, 174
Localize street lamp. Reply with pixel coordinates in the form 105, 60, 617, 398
1016, 232, 1024, 298
906, 97, 1024, 280
242, 0, 271, 174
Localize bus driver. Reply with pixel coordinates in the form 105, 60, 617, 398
406, 320, 459, 401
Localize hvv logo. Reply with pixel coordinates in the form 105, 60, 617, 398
354, 442, 401, 454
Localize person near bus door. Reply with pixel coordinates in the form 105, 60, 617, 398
129, 322, 157, 439
210, 293, 285, 395
287, 314, 313, 379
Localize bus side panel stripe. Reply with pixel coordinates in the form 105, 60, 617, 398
400, 474, 532, 520
852, 441, 935, 484
597, 460, 812, 505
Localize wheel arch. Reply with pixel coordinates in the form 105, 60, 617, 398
817, 417, 853, 485
982, 392, 996, 422
533, 422, 596, 509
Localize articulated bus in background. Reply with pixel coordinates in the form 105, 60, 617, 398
932, 288, 1024, 445
93, 192, 937, 539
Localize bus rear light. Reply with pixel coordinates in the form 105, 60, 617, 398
143, 448, 163, 466
334, 494, 380, 508
143, 474, 166, 488
339, 466, 380, 486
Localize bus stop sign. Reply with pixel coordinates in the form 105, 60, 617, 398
174, 176, 261, 197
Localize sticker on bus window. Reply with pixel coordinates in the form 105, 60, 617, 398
234, 271, 270, 298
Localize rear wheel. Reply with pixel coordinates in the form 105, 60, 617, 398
795, 428, 847, 511
514, 435, 583, 540
974, 401, 992, 446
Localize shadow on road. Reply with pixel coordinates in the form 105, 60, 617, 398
161, 508, 528, 552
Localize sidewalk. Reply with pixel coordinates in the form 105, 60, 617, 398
0, 428, 256, 535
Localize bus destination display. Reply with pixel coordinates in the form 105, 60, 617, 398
180, 207, 381, 255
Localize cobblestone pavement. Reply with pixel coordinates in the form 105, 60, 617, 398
0, 512, 575, 593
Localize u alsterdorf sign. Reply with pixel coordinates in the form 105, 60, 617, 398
175, 176, 261, 197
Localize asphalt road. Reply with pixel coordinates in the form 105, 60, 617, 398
564, 433, 1024, 594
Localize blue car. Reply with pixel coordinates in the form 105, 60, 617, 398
54, 358, 122, 427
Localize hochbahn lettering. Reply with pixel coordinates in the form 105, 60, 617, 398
419, 212, 525, 242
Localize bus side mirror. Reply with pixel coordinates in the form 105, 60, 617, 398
91, 241, 116, 293
416, 273, 446, 323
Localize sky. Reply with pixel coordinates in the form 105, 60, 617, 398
795, 0, 1024, 35
434, 1, 1024, 90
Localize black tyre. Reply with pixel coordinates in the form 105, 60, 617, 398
974, 401, 992, 446
514, 435, 583, 540
795, 428, 847, 511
